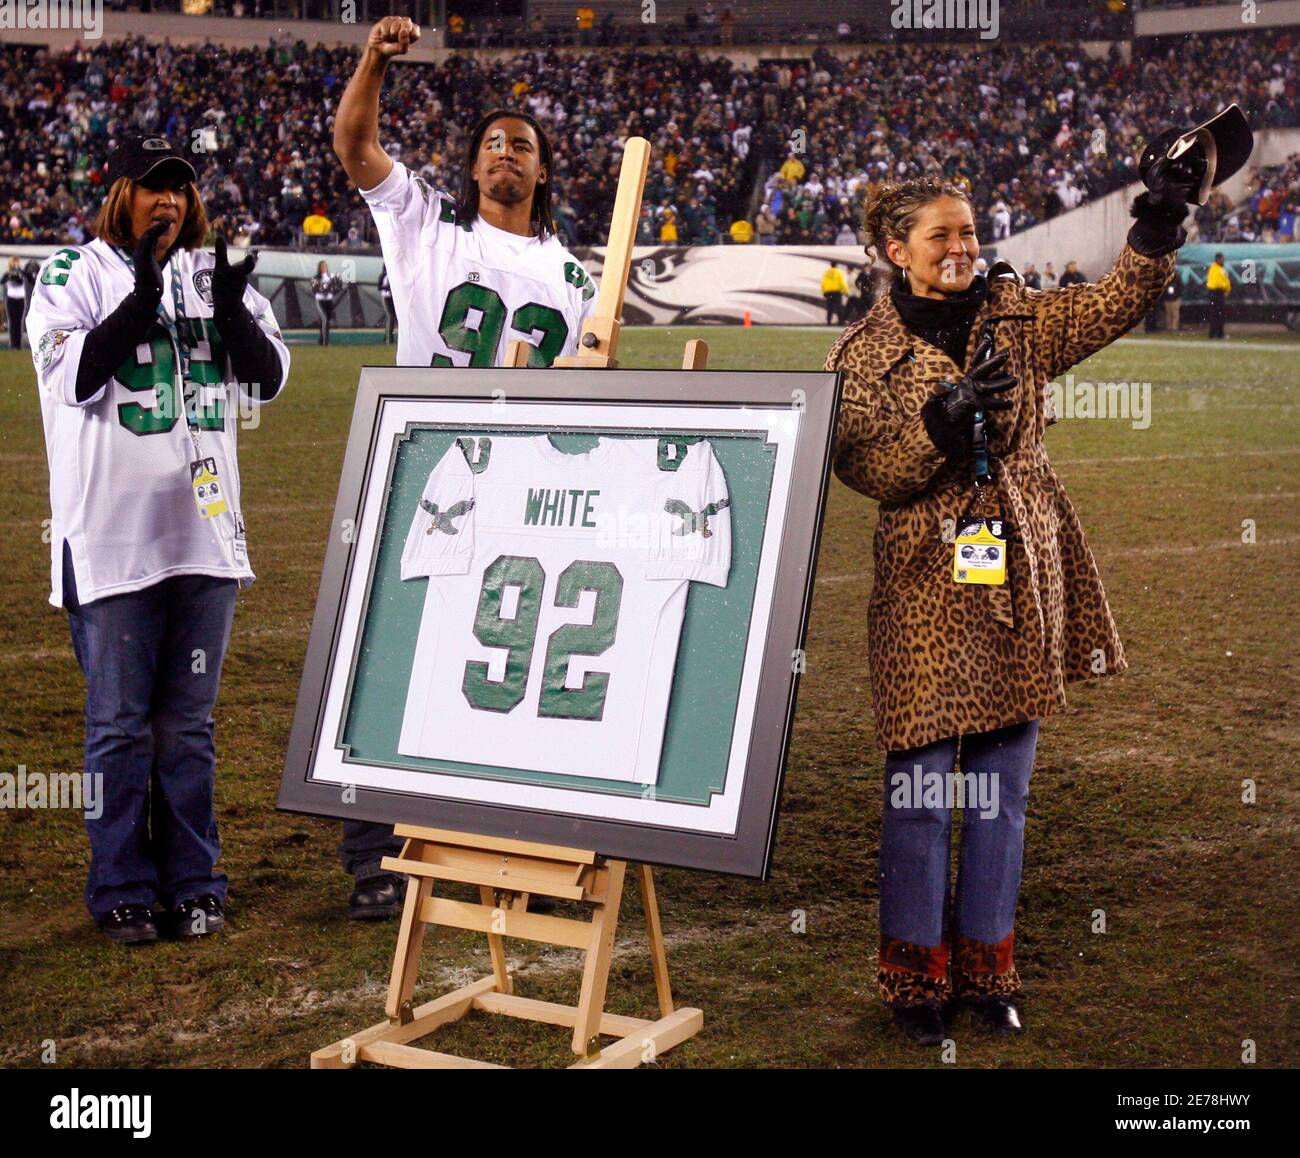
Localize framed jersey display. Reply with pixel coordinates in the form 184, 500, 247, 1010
278, 367, 840, 878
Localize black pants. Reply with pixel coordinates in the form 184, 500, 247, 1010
339, 820, 404, 880
6, 297, 23, 349
1208, 290, 1226, 339
316, 299, 336, 345
824, 292, 843, 325
382, 297, 397, 344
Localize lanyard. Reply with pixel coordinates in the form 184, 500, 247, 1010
971, 320, 995, 487
115, 244, 204, 456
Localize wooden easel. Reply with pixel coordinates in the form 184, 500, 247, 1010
312, 137, 708, 1070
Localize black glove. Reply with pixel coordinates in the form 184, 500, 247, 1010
922, 333, 1017, 458
209, 236, 283, 402
73, 223, 168, 402
130, 222, 167, 309
1129, 129, 1200, 256
212, 235, 257, 322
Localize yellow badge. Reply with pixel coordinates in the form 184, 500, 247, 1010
190, 457, 228, 520
953, 516, 1007, 585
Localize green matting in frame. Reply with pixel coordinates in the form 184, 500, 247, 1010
337, 425, 776, 805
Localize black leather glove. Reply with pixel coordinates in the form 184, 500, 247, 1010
922, 333, 1017, 457
212, 235, 257, 322
73, 223, 168, 402
209, 236, 283, 402
130, 222, 167, 309
1129, 129, 1200, 256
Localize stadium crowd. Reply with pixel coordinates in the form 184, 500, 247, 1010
1193, 152, 1300, 242
0, 27, 1296, 250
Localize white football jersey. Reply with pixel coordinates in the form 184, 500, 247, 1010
398, 435, 731, 784
26, 237, 289, 608
360, 161, 597, 367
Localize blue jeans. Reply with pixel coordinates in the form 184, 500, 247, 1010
880, 721, 1038, 949
339, 820, 403, 880
64, 543, 236, 920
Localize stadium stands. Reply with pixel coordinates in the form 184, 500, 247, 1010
0, 25, 1295, 249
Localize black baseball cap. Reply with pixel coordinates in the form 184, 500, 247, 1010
106, 135, 199, 186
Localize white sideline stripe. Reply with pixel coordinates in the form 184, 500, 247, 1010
815, 535, 1300, 587
1114, 337, 1300, 354
1054, 446, 1300, 466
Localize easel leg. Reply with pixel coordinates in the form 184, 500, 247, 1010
480, 885, 513, 995
385, 867, 434, 1022
638, 865, 675, 1018
571, 858, 627, 1056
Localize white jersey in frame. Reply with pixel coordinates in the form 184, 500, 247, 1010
397, 434, 731, 784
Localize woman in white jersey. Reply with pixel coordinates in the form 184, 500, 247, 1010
25, 135, 290, 945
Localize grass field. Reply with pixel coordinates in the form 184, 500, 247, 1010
1, 325, 1297, 1069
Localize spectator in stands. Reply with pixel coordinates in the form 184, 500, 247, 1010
1278, 201, 1298, 243
1042, 262, 1058, 288
302, 210, 333, 244
659, 207, 679, 244
991, 200, 1011, 241
1206, 252, 1231, 339
1023, 263, 1041, 290
821, 259, 848, 325
576, 6, 595, 47
756, 205, 778, 244
1059, 260, 1087, 286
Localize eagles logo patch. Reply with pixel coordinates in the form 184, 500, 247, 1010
37, 329, 70, 372
192, 268, 215, 307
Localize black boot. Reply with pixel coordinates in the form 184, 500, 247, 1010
966, 994, 1025, 1035
348, 872, 405, 921
889, 1001, 947, 1046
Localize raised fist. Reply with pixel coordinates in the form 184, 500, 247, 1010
368, 16, 420, 57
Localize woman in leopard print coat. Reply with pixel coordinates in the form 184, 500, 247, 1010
826, 174, 1185, 1043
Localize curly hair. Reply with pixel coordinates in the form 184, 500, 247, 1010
862, 177, 973, 268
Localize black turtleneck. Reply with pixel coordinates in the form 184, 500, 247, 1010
889, 274, 990, 367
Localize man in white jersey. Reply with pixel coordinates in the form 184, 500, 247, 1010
398, 435, 730, 783
334, 16, 596, 369
332, 14, 598, 917
26, 134, 289, 945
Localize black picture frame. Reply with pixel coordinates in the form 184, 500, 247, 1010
276, 367, 840, 879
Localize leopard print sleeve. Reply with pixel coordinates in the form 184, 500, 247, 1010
827, 336, 950, 505
1031, 244, 1176, 381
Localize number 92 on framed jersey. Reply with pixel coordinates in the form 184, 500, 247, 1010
277, 367, 840, 879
